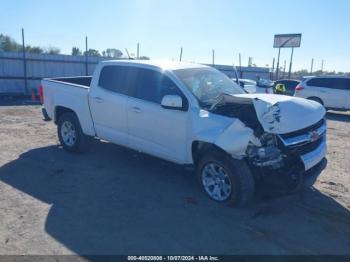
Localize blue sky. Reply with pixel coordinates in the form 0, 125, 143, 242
1, 0, 349, 72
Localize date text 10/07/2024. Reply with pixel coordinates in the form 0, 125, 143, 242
127, 256, 220, 261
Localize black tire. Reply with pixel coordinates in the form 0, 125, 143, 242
196, 151, 255, 207
57, 112, 92, 153
308, 97, 323, 105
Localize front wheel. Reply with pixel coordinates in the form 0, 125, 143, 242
197, 151, 255, 207
57, 112, 92, 153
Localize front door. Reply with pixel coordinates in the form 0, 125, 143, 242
127, 68, 189, 163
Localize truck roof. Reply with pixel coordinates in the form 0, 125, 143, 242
100, 59, 208, 71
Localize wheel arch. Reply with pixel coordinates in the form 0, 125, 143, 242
54, 104, 95, 137
307, 96, 324, 105
191, 140, 228, 166
55, 106, 77, 124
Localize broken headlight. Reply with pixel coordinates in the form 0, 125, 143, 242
259, 133, 277, 146
246, 133, 283, 168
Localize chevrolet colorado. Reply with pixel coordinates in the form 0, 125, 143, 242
40, 60, 327, 206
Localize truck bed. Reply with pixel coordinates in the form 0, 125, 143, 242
42, 76, 96, 137
48, 76, 92, 88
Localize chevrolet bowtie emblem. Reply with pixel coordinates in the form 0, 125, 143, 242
309, 131, 321, 142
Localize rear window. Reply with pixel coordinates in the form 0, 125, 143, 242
285, 81, 299, 89
98, 65, 138, 95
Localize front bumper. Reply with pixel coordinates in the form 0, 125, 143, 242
300, 137, 327, 171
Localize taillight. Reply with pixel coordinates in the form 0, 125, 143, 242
295, 84, 304, 91
39, 84, 44, 104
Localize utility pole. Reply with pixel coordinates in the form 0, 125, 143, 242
21, 28, 28, 95
288, 47, 294, 79
310, 58, 314, 74
212, 49, 215, 65
283, 60, 286, 78
85, 36, 88, 76
137, 43, 139, 59
271, 58, 275, 80
276, 48, 281, 80
239, 53, 242, 78
321, 60, 324, 72
179, 47, 183, 61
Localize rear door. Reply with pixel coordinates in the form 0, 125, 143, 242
127, 68, 189, 163
346, 78, 350, 109
89, 65, 136, 146
333, 78, 350, 109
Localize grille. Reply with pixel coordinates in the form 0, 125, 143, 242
280, 118, 324, 139
286, 136, 324, 155
278, 119, 326, 156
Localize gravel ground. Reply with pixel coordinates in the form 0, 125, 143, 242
0, 104, 349, 255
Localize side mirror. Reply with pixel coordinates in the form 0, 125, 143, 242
239, 81, 245, 88
161, 95, 183, 110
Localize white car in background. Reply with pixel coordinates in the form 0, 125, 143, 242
238, 78, 274, 94
294, 76, 350, 111
239, 79, 257, 93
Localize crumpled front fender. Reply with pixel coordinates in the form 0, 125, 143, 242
193, 110, 260, 158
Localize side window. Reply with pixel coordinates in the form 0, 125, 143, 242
98, 66, 137, 95
135, 69, 162, 103
307, 78, 332, 88
332, 78, 349, 90
160, 76, 183, 97
134, 68, 188, 109
346, 79, 350, 90
160, 76, 189, 110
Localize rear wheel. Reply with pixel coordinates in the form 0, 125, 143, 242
197, 151, 255, 207
57, 112, 92, 153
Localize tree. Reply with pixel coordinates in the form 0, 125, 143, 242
45, 46, 60, 55
25, 45, 43, 54
72, 47, 82, 56
0, 34, 22, 52
84, 48, 101, 57
103, 48, 123, 58
139, 56, 150, 60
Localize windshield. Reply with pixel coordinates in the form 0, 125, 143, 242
173, 67, 245, 106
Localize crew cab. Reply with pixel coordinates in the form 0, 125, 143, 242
40, 60, 327, 207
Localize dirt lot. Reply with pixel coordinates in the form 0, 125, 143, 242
0, 103, 349, 255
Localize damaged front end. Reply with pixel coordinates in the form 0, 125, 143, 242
208, 94, 285, 170
208, 93, 327, 189
246, 133, 283, 169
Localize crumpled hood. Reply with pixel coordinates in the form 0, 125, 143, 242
234, 93, 326, 134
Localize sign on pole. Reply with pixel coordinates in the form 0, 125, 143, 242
273, 33, 302, 80
274, 34, 302, 48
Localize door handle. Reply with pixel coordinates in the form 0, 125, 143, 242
94, 97, 104, 103
131, 106, 142, 113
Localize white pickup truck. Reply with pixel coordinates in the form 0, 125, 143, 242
41, 60, 327, 206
